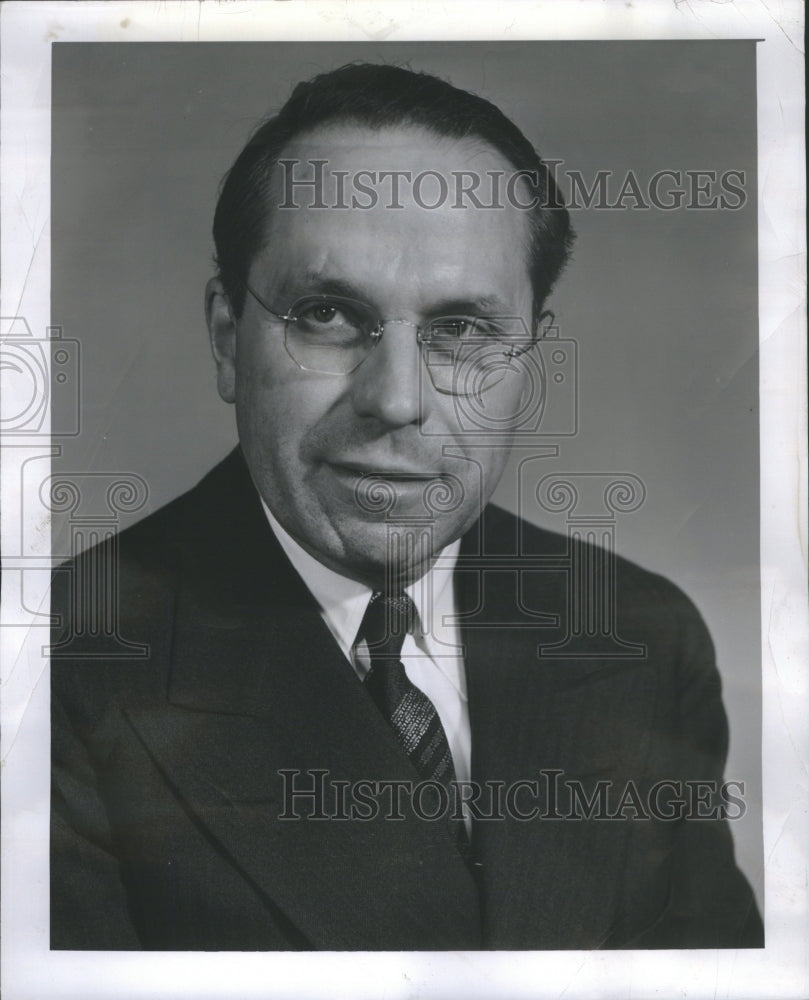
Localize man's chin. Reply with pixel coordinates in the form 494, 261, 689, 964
335, 519, 460, 589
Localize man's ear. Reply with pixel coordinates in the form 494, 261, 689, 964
533, 308, 555, 343
205, 277, 237, 404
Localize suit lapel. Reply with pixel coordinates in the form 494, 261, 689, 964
460, 507, 660, 949
126, 451, 480, 949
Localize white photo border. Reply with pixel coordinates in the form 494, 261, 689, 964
1, 2, 806, 998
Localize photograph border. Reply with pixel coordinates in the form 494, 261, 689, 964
1, 2, 806, 999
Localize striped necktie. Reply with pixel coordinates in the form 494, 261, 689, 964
359, 591, 470, 859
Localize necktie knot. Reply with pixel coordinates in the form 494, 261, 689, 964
359, 591, 416, 661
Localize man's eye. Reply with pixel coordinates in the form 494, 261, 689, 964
302, 304, 343, 325
429, 317, 507, 340
472, 320, 505, 338
429, 317, 476, 339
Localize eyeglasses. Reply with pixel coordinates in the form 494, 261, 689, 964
243, 284, 552, 397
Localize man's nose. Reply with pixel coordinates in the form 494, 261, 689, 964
350, 321, 429, 426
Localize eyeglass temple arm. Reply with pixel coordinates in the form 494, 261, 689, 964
244, 283, 293, 322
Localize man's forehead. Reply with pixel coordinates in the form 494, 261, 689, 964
252, 121, 535, 305
260, 121, 532, 255
264, 120, 533, 223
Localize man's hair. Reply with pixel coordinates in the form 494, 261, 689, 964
213, 62, 574, 320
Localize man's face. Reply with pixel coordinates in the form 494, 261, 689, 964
209, 124, 536, 587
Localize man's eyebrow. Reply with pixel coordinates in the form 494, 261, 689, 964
291, 272, 367, 301
429, 294, 512, 315
289, 273, 515, 315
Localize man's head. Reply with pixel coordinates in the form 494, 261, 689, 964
206, 63, 573, 588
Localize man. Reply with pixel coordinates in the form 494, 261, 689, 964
50, 63, 762, 950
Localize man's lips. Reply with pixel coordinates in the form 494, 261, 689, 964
324, 463, 465, 518
328, 462, 444, 481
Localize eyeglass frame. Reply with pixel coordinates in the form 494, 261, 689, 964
241, 281, 554, 386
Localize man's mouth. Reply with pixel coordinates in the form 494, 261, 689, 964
329, 463, 443, 481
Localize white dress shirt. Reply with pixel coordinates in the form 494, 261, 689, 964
261, 501, 472, 798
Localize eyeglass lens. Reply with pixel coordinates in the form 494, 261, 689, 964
284, 294, 535, 393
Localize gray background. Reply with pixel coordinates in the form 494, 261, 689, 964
52, 41, 762, 908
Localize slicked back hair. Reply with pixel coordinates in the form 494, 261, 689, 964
213, 62, 574, 321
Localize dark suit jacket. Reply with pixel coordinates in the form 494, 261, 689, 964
51, 449, 763, 950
